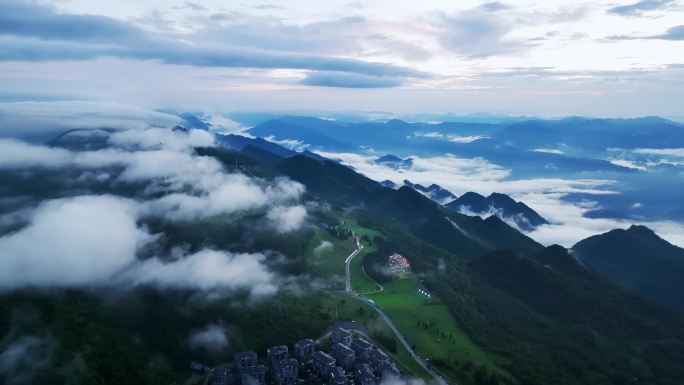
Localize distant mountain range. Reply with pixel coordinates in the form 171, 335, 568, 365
446, 192, 549, 231
402, 180, 456, 204
381, 179, 457, 205
246, 115, 684, 151
374, 154, 413, 170
217, 134, 553, 232
380, 175, 549, 231
573, 225, 684, 314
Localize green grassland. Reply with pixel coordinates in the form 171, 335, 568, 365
367, 274, 511, 382
344, 216, 512, 384
344, 218, 385, 294
304, 229, 356, 279
318, 292, 432, 381
350, 245, 382, 294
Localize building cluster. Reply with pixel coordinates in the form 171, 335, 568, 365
314, 327, 401, 385
387, 254, 410, 276
207, 327, 400, 385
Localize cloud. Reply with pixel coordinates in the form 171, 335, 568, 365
316, 150, 684, 247
607, 0, 676, 16
174, 2, 208, 11
0, 1, 425, 82
0, 101, 181, 141
200, 13, 430, 62
301, 71, 404, 88
128, 249, 278, 296
264, 135, 309, 151
436, 6, 526, 57
0, 105, 309, 292
0, 0, 144, 43
526, 193, 684, 248
481, 2, 510, 12
316, 151, 511, 195
0, 138, 72, 167
607, 158, 647, 170
0, 335, 54, 384
0, 195, 285, 295
188, 324, 230, 352
0, 34, 424, 80
314, 240, 334, 255
608, 25, 684, 41
634, 147, 684, 157
140, 175, 305, 223
267, 205, 308, 233
412, 132, 490, 143
653, 25, 684, 40
0, 125, 308, 227
532, 148, 564, 155
0, 195, 152, 288
108, 127, 215, 151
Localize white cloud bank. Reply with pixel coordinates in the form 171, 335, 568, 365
128, 249, 278, 296
0, 101, 181, 140
314, 240, 334, 255
0, 130, 308, 226
0, 195, 282, 295
0, 195, 151, 288
319, 151, 684, 248
0, 104, 310, 292
188, 324, 230, 352
267, 205, 308, 233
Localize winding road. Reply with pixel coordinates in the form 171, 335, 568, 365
344, 235, 362, 293
343, 234, 450, 385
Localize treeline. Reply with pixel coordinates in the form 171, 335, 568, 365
327, 224, 352, 240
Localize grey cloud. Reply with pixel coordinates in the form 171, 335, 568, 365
199, 14, 367, 54
173, 2, 208, 11
0, 2, 425, 81
0, 335, 54, 384
608, 25, 684, 40
481, 2, 510, 12
0, 0, 144, 43
655, 24, 684, 40
436, 8, 527, 57
188, 324, 230, 352
0, 101, 181, 141
301, 71, 404, 88
0, 35, 424, 79
607, 0, 676, 16
247, 4, 285, 11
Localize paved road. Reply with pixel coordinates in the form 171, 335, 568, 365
343, 239, 450, 385
344, 235, 362, 292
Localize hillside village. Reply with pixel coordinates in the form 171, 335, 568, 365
193, 326, 401, 385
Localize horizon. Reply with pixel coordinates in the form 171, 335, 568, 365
1, 0, 683, 116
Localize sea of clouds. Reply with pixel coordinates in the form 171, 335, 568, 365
316, 150, 684, 248
0, 101, 309, 295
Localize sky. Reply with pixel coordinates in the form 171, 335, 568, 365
1, 0, 683, 117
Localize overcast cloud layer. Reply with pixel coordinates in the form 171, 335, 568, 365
0, 0, 682, 116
